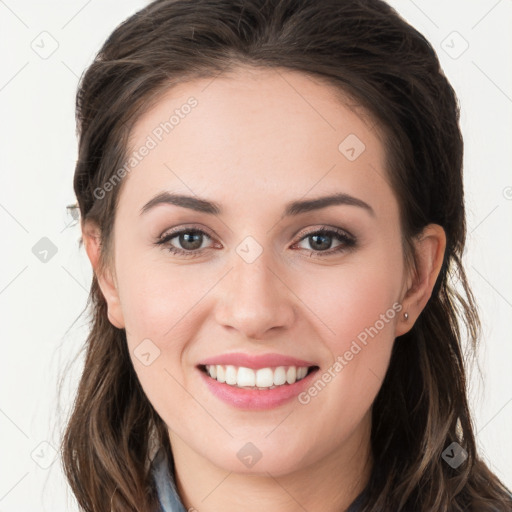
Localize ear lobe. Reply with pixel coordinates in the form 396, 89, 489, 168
395, 224, 446, 337
82, 220, 125, 329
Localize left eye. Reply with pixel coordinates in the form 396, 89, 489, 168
155, 226, 356, 258
293, 228, 355, 254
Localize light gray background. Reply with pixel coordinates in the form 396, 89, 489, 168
1, 1, 511, 510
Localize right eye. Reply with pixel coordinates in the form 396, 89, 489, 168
155, 227, 218, 258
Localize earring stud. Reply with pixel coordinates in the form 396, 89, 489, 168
404, 312, 409, 320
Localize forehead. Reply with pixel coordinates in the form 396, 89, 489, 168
119, 67, 396, 220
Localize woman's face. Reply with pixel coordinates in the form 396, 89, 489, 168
103, 67, 410, 476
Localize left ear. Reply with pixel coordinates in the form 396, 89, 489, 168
395, 224, 446, 337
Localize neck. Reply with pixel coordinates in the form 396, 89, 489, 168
168, 415, 372, 512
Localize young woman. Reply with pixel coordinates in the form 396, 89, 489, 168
61, 0, 512, 510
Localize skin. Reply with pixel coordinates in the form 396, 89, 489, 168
83, 66, 446, 512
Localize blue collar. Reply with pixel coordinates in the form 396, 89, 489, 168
151, 447, 366, 512
151, 447, 187, 512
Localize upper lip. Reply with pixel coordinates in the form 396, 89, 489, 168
197, 352, 317, 370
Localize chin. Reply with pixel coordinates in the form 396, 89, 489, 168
205, 436, 315, 477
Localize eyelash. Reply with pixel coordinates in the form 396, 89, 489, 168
155, 225, 356, 259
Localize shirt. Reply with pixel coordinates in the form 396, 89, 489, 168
151, 447, 367, 512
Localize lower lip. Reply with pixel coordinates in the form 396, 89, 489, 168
198, 367, 319, 410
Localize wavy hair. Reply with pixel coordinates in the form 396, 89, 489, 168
61, 0, 512, 510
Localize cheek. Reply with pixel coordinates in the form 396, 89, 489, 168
295, 248, 403, 417
304, 249, 403, 347
116, 246, 209, 344
117, 259, 205, 424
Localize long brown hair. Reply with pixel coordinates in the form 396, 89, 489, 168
61, 0, 512, 510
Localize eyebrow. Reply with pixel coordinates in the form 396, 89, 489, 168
140, 191, 375, 217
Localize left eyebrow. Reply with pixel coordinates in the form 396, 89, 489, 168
139, 191, 375, 217
284, 193, 375, 217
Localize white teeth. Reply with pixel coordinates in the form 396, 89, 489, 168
225, 365, 237, 385
273, 366, 287, 385
255, 368, 274, 387
297, 367, 307, 380
216, 365, 226, 383
204, 364, 311, 389
286, 366, 296, 384
237, 366, 255, 387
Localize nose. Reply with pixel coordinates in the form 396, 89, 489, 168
214, 253, 296, 340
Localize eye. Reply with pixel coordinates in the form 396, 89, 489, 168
292, 227, 356, 257
155, 227, 216, 258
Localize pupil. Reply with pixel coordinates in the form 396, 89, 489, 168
310, 234, 331, 251
181, 232, 202, 250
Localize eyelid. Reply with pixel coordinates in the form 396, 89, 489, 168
294, 225, 355, 241
157, 223, 216, 241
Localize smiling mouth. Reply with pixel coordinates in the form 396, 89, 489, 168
198, 364, 319, 390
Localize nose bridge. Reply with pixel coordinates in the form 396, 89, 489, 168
215, 245, 295, 339
233, 249, 278, 301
